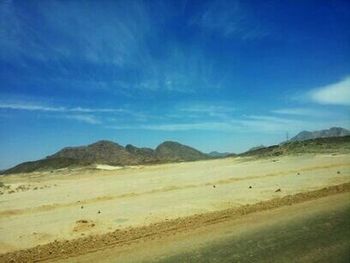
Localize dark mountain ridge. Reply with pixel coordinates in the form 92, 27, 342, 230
290, 127, 350, 142
2, 140, 209, 175
155, 141, 209, 162
240, 135, 350, 157
241, 127, 350, 157
48, 140, 138, 165
125, 144, 158, 163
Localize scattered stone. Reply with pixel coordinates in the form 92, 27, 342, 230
275, 188, 281, 192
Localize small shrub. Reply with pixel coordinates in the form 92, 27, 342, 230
0, 182, 5, 188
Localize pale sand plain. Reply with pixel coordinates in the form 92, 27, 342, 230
0, 153, 349, 257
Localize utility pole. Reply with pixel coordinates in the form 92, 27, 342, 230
286, 132, 289, 141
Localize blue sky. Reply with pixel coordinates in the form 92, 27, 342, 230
0, 0, 350, 169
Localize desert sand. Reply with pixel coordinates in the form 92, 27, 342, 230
0, 153, 349, 262
55, 191, 350, 263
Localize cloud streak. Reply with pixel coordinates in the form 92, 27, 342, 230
2, 99, 348, 133
271, 107, 333, 118
0, 101, 130, 125
0, 1, 152, 66
0, 103, 126, 113
64, 114, 101, 125
108, 114, 350, 134
0, 1, 234, 95
181, 105, 235, 114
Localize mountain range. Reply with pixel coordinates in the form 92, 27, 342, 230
241, 135, 350, 157
241, 127, 350, 157
2, 127, 350, 175
2, 140, 210, 174
289, 127, 350, 142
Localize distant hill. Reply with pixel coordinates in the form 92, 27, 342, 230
48, 140, 139, 165
290, 127, 350, 142
247, 145, 266, 152
240, 136, 350, 157
2, 140, 209, 175
125, 144, 158, 163
2, 158, 87, 175
155, 141, 209, 162
208, 151, 232, 158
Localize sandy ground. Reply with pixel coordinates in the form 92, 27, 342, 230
1, 184, 349, 262
55, 192, 350, 263
0, 153, 349, 257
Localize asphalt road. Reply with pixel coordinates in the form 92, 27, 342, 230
155, 196, 350, 263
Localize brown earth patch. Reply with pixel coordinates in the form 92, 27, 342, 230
72, 220, 96, 233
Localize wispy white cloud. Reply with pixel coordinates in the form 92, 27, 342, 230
238, 115, 307, 133
2, 98, 349, 133
175, 103, 235, 119
0, 103, 126, 113
0, 101, 139, 125
64, 114, 100, 125
133, 46, 223, 94
0, 1, 152, 66
107, 114, 350, 134
239, 115, 349, 133
0, 100, 157, 126
108, 122, 234, 132
271, 107, 332, 118
181, 105, 235, 114
0, 1, 226, 95
309, 76, 350, 106
0, 103, 66, 112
